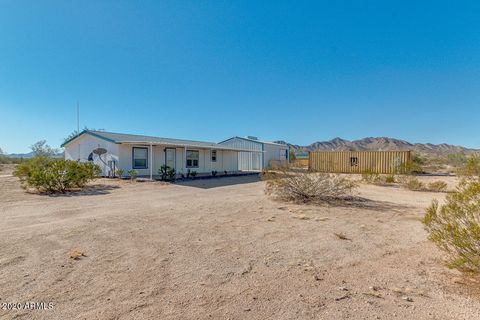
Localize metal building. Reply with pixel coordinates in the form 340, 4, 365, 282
219, 136, 289, 171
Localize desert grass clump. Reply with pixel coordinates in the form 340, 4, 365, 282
427, 180, 448, 192
422, 180, 480, 273
265, 170, 357, 204
402, 176, 425, 191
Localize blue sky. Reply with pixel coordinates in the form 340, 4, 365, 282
1, 1, 479, 153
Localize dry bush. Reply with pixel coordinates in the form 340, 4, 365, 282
69, 249, 86, 260
362, 170, 396, 185
427, 180, 448, 192
402, 177, 425, 191
361, 169, 381, 184
422, 180, 480, 273
265, 170, 357, 204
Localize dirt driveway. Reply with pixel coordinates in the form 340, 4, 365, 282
0, 173, 479, 319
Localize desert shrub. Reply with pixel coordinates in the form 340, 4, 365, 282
422, 180, 480, 273
127, 169, 137, 180
362, 169, 380, 184
384, 175, 396, 184
116, 169, 124, 178
457, 156, 480, 179
265, 171, 357, 204
447, 153, 467, 168
13, 157, 100, 193
427, 180, 448, 192
402, 177, 425, 191
159, 165, 176, 181
362, 170, 396, 185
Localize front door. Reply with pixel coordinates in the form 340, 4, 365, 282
165, 148, 176, 169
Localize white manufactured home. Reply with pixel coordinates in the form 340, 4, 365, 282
62, 130, 255, 179
219, 136, 289, 171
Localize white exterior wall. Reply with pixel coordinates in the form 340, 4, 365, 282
263, 143, 289, 168
219, 137, 263, 171
117, 144, 238, 176
64, 134, 119, 176
64, 133, 240, 177
219, 137, 289, 170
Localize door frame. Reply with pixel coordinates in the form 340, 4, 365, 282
164, 148, 176, 169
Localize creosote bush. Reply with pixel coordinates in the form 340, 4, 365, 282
422, 180, 480, 273
264, 170, 357, 204
13, 156, 100, 193
457, 156, 480, 179
402, 177, 425, 191
361, 170, 396, 185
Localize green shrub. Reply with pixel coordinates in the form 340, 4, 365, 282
13, 157, 100, 193
127, 169, 137, 180
116, 169, 124, 179
159, 165, 176, 181
457, 156, 480, 179
427, 180, 448, 192
402, 177, 425, 191
422, 180, 480, 273
190, 170, 197, 177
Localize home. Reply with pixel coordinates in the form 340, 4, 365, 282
61, 130, 256, 179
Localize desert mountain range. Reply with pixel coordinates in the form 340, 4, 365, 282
276, 137, 480, 156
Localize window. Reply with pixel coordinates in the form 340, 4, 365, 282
133, 147, 148, 169
186, 150, 199, 168
350, 157, 358, 167
211, 150, 217, 162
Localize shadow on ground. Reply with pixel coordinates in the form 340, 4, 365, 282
175, 174, 261, 189
47, 184, 121, 197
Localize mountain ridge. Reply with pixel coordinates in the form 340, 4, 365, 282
274, 137, 480, 156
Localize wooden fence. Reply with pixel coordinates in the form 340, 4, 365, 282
309, 151, 411, 174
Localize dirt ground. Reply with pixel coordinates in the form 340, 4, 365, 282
0, 168, 479, 319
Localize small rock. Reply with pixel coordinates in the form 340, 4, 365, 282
402, 296, 413, 302
338, 286, 349, 291
314, 275, 323, 281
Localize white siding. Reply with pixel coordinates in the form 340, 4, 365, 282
219, 137, 263, 171
64, 134, 119, 176
264, 143, 289, 168
219, 137, 289, 170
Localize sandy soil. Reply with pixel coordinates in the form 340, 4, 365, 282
0, 171, 479, 319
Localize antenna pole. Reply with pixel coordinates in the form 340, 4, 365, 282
77, 102, 80, 161
77, 101, 80, 133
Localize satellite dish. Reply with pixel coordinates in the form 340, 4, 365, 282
93, 148, 107, 155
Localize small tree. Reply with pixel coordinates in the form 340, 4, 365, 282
423, 180, 480, 273
31, 140, 59, 158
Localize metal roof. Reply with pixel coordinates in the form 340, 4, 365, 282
61, 130, 257, 151
219, 136, 288, 147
